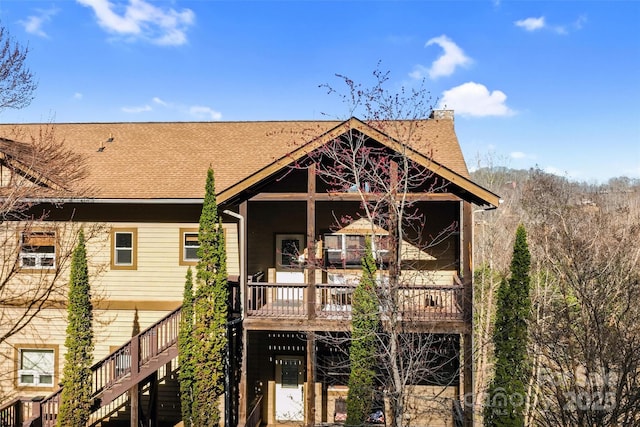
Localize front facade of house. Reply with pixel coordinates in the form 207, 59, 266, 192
0, 114, 499, 427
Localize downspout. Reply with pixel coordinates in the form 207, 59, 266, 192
223, 209, 245, 316
223, 209, 246, 427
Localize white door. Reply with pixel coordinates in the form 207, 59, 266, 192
275, 356, 304, 421
275, 271, 305, 300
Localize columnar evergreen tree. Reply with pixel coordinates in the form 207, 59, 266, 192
191, 167, 228, 426
346, 239, 380, 426
178, 267, 195, 427
57, 229, 93, 426
484, 224, 531, 427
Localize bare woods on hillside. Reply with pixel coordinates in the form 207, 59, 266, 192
472, 166, 640, 426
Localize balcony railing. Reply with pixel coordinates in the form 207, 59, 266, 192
246, 279, 464, 321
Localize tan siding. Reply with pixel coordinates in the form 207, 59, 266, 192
88, 222, 239, 302
0, 220, 239, 402
0, 307, 178, 401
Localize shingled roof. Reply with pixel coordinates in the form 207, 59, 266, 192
0, 115, 477, 202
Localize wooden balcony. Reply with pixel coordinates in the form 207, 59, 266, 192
246, 275, 466, 331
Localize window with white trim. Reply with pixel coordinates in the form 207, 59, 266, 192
18, 348, 54, 387
184, 233, 199, 261
111, 228, 137, 270
324, 233, 391, 268
179, 228, 200, 265
19, 230, 56, 269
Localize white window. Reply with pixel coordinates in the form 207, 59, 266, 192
18, 349, 54, 387
324, 233, 390, 268
184, 233, 199, 261
115, 232, 133, 265
324, 234, 343, 266
20, 231, 56, 269
111, 228, 137, 270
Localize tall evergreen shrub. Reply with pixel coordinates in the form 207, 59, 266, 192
58, 229, 93, 426
191, 167, 228, 426
485, 224, 531, 427
346, 239, 380, 426
178, 267, 195, 426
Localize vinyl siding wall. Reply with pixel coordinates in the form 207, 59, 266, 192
0, 220, 239, 402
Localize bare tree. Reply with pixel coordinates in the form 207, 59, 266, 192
0, 26, 37, 112
520, 170, 640, 426
0, 123, 94, 395
294, 68, 463, 427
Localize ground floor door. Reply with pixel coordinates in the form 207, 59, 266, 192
274, 355, 305, 421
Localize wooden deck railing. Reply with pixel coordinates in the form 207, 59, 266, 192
0, 397, 38, 427
21, 276, 242, 427
27, 306, 182, 427
246, 279, 465, 321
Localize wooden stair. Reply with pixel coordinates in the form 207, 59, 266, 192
25, 306, 182, 427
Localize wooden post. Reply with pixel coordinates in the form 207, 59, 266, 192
147, 371, 158, 427
307, 164, 316, 320
305, 334, 316, 427
130, 336, 140, 427
305, 164, 317, 427
130, 383, 139, 427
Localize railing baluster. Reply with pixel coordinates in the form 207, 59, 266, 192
28, 306, 182, 426
246, 281, 464, 321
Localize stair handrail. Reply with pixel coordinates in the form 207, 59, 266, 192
0, 396, 38, 427
26, 305, 183, 427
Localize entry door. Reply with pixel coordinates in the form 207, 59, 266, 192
275, 356, 304, 421
275, 271, 305, 301
275, 234, 305, 301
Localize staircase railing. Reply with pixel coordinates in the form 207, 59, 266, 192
27, 306, 182, 427
0, 397, 39, 427
244, 394, 263, 427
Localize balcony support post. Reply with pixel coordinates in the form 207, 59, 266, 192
305, 163, 317, 427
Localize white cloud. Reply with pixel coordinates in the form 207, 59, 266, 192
439, 82, 515, 117
76, 0, 195, 46
515, 17, 546, 32
122, 97, 222, 120
73, 92, 83, 100
573, 14, 588, 30
515, 15, 586, 35
121, 104, 152, 113
152, 97, 169, 107
510, 151, 526, 159
189, 106, 222, 121
19, 7, 58, 38
408, 65, 429, 80
415, 35, 472, 80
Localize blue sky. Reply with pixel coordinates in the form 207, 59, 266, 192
0, 0, 638, 183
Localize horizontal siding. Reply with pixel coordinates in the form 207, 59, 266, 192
0, 307, 175, 400
91, 222, 239, 301
1, 219, 239, 402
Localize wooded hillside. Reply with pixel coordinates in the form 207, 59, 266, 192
471, 167, 640, 426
